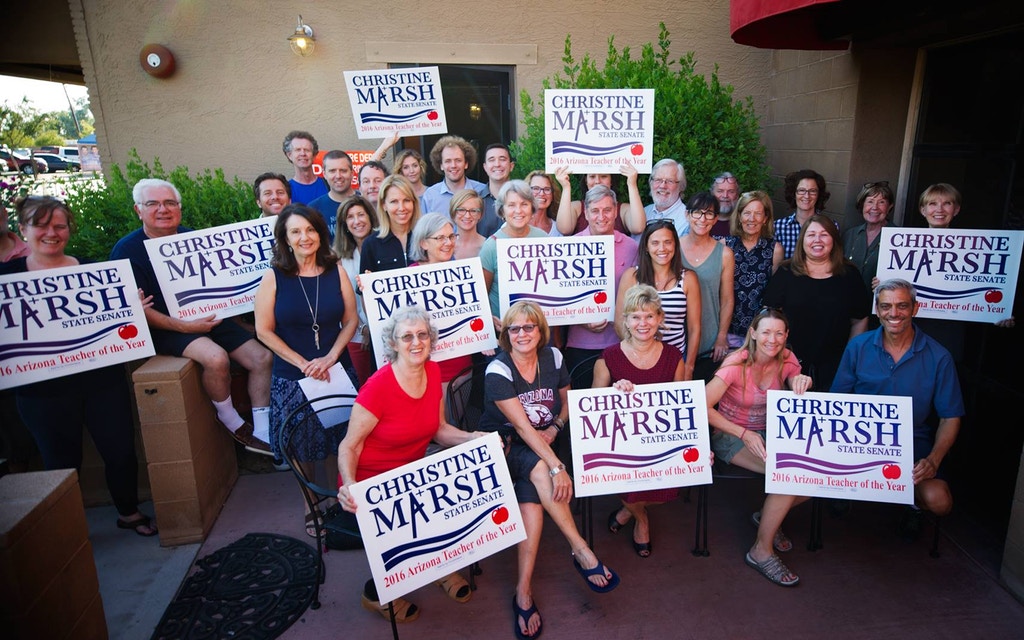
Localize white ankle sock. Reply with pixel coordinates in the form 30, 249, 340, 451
213, 397, 245, 431
251, 406, 271, 444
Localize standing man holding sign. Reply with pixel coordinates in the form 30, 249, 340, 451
831, 279, 964, 529
110, 179, 274, 454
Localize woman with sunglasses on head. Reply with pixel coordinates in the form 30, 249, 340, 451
596, 285, 686, 557
0, 196, 157, 536
679, 192, 735, 381
480, 301, 619, 639
449, 188, 487, 259
705, 308, 813, 586
724, 191, 784, 347
616, 219, 701, 377
525, 169, 563, 237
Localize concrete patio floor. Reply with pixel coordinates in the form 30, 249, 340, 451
89, 459, 1024, 640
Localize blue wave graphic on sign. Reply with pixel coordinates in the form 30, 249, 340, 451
437, 315, 475, 340
509, 289, 603, 307
581, 445, 693, 470
175, 276, 261, 307
551, 141, 638, 156
0, 323, 126, 363
776, 453, 895, 476
380, 503, 499, 571
360, 109, 435, 124
914, 283, 994, 301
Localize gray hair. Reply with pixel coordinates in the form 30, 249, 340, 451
874, 278, 917, 306
408, 213, 454, 262
710, 171, 738, 191
133, 178, 181, 205
380, 305, 438, 363
497, 179, 535, 219
584, 184, 617, 211
652, 158, 687, 193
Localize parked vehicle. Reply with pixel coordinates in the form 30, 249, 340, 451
0, 157, 9, 172
34, 153, 81, 172
0, 150, 47, 175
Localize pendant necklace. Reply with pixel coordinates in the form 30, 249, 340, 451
298, 272, 321, 350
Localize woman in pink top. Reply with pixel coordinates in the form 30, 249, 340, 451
706, 308, 812, 587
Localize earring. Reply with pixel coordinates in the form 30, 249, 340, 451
289, 246, 293, 253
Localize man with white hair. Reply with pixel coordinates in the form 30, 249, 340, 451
110, 178, 274, 454
639, 158, 688, 239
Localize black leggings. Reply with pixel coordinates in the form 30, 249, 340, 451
16, 365, 140, 517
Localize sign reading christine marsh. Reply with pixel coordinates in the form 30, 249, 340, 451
144, 217, 275, 321
876, 227, 1022, 323
344, 66, 448, 139
544, 89, 655, 174
496, 235, 615, 326
360, 258, 496, 368
350, 433, 525, 605
765, 391, 914, 505
0, 259, 155, 391
568, 381, 712, 498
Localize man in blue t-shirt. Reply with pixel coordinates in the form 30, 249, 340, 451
308, 151, 355, 240
282, 130, 328, 204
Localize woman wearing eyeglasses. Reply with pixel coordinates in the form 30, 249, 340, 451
480, 301, 619, 639
616, 219, 701, 376
525, 170, 563, 237
725, 191, 783, 347
679, 192, 735, 382
843, 181, 893, 292
774, 169, 830, 260
449, 189, 486, 259
338, 306, 485, 623
409, 212, 473, 409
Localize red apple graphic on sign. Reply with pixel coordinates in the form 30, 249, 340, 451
491, 506, 509, 525
882, 464, 901, 480
594, 292, 608, 304
118, 324, 138, 340
470, 317, 484, 332
682, 448, 699, 463
427, 111, 439, 121
985, 290, 1003, 303
630, 144, 644, 156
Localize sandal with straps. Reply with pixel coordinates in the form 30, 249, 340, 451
745, 552, 800, 587
361, 592, 421, 623
436, 572, 472, 603
751, 511, 793, 553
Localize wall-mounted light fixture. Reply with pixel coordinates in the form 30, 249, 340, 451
469, 103, 482, 120
287, 15, 316, 57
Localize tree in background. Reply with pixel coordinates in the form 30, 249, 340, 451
1, 95, 95, 148
512, 24, 771, 200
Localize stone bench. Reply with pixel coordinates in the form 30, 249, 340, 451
133, 356, 238, 546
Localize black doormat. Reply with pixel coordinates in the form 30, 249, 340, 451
151, 533, 318, 640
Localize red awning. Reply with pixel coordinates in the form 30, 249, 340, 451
731, 0, 850, 50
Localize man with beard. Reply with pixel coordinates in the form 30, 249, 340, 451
308, 151, 355, 240
710, 172, 740, 239
639, 158, 688, 239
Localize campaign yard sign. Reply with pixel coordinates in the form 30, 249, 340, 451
344, 67, 448, 138
361, 258, 496, 368
144, 217, 275, 320
0, 259, 154, 390
544, 89, 655, 174
876, 227, 1023, 322
765, 391, 914, 505
568, 381, 712, 497
350, 433, 525, 605
496, 235, 614, 326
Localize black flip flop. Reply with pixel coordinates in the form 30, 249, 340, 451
116, 514, 158, 537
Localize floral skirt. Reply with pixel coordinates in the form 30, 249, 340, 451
269, 376, 346, 463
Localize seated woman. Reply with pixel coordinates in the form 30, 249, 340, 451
705, 308, 812, 587
480, 301, 619, 640
337, 306, 483, 623
594, 285, 686, 557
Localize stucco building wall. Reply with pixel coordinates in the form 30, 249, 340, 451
69, 0, 771, 185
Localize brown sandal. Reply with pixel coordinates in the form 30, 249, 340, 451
361, 593, 420, 623
437, 571, 472, 603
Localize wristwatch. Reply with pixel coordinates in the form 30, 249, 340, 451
551, 417, 565, 432
549, 463, 566, 477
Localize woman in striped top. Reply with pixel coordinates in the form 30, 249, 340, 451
616, 219, 701, 380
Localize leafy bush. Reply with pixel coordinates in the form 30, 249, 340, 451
512, 24, 771, 200
61, 149, 255, 262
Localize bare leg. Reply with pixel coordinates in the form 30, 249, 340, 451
182, 337, 232, 402
917, 478, 952, 516
622, 501, 650, 545
750, 493, 809, 563
515, 502, 544, 638
230, 339, 272, 406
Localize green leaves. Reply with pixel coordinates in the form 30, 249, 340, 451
511, 23, 770, 200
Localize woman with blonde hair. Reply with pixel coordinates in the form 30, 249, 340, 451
724, 191, 783, 346
359, 175, 421, 273
449, 188, 487, 259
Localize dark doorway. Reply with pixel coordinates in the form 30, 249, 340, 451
905, 31, 1024, 559
388, 64, 514, 184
